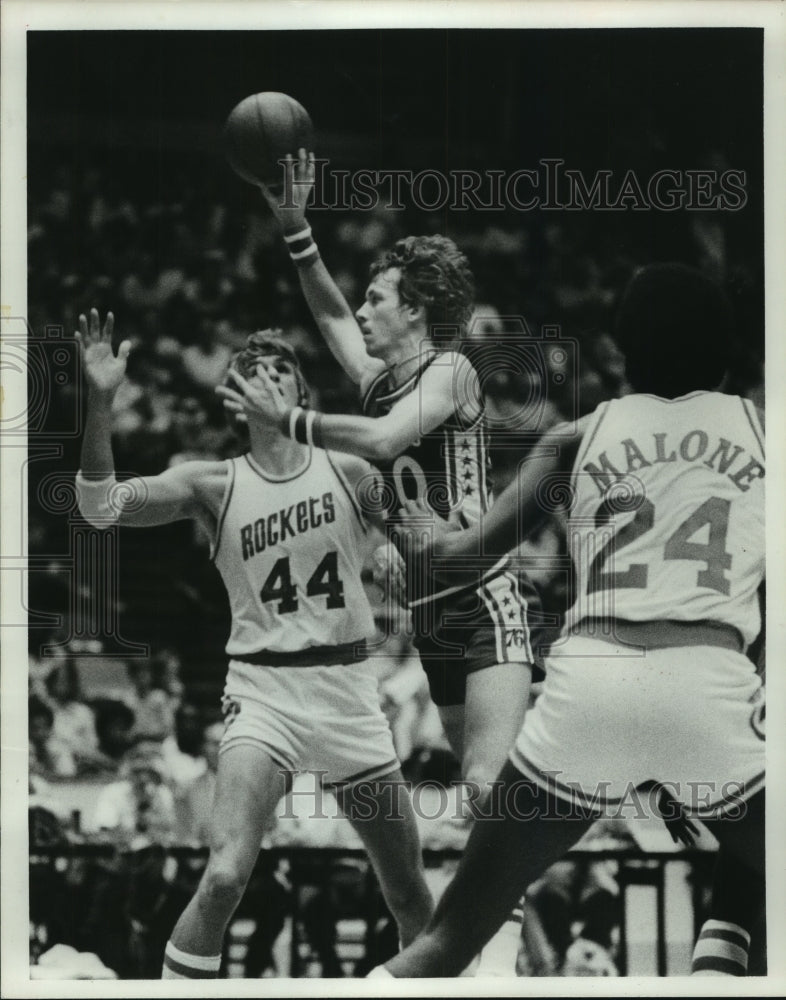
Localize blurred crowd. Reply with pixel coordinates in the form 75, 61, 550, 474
27, 154, 761, 977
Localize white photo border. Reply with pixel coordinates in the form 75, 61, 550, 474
2, 1, 785, 996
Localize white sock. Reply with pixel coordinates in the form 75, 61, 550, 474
474, 902, 524, 976
691, 919, 751, 976
367, 965, 395, 978
162, 941, 221, 979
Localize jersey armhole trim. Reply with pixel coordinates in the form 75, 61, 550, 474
449, 405, 485, 434
325, 451, 369, 533
210, 458, 236, 562
361, 369, 389, 413
740, 398, 765, 459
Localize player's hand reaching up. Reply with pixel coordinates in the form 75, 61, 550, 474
258, 148, 315, 226
216, 362, 288, 428
75, 308, 131, 399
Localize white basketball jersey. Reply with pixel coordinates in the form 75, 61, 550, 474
565, 392, 764, 645
212, 449, 375, 657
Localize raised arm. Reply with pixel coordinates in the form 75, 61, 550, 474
76, 309, 131, 481
259, 150, 383, 388
75, 309, 217, 529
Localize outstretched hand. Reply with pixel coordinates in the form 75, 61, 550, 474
643, 781, 701, 848
394, 499, 476, 600
75, 308, 131, 397
390, 499, 461, 593
216, 363, 288, 427
258, 148, 316, 225
371, 542, 407, 608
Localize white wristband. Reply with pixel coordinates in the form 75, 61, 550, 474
290, 243, 320, 262
75, 472, 119, 527
288, 406, 303, 440
304, 410, 316, 447
283, 225, 312, 244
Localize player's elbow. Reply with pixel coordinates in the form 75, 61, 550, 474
360, 417, 415, 463
76, 474, 151, 528
363, 435, 400, 463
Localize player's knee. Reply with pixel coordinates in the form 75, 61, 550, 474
462, 755, 505, 801
199, 856, 249, 909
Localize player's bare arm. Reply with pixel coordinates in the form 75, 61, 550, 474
400, 418, 589, 578
258, 148, 383, 388
218, 349, 476, 464
75, 307, 225, 532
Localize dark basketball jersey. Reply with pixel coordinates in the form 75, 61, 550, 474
361, 356, 492, 529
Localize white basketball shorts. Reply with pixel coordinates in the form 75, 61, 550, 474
510, 635, 765, 818
219, 658, 400, 788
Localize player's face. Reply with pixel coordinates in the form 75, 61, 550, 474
355, 268, 410, 359
250, 354, 302, 408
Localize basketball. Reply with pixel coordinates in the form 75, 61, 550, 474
224, 92, 314, 187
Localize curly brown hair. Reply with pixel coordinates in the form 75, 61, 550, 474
370, 235, 475, 344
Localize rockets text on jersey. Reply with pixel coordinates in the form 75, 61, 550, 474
211, 448, 375, 660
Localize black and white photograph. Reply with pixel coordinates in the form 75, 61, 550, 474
2, 0, 784, 993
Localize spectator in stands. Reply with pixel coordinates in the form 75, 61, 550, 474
123, 659, 176, 744
77, 740, 185, 979
561, 937, 619, 977
162, 703, 210, 793
167, 395, 229, 466
94, 700, 136, 765
44, 657, 115, 775
180, 316, 234, 389
121, 252, 179, 313
150, 648, 185, 708
87, 740, 176, 841
525, 856, 621, 975
174, 721, 222, 845
375, 626, 442, 766
29, 695, 76, 780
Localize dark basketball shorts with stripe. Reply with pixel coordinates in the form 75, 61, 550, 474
410, 567, 543, 707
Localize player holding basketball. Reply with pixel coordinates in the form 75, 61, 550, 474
225, 150, 540, 798
74, 309, 433, 979
371, 262, 766, 977
222, 151, 546, 973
